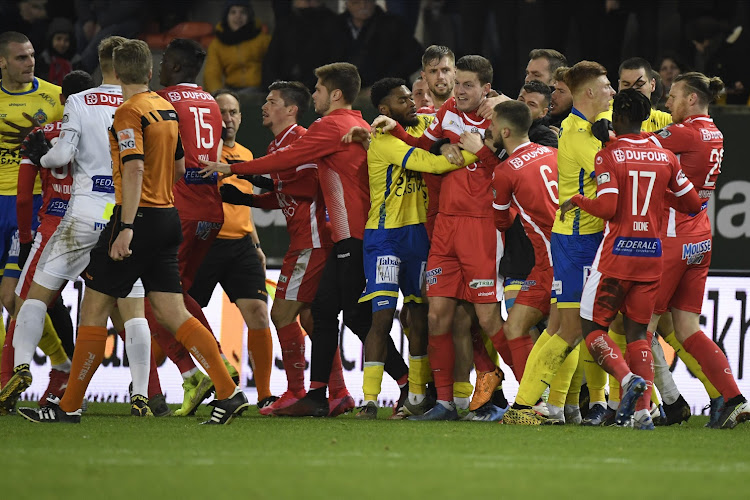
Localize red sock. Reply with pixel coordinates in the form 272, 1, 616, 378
682, 330, 741, 401
428, 332, 455, 401
1, 319, 16, 387
506, 335, 534, 381
488, 326, 514, 374
585, 329, 631, 382
148, 349, 162, 398
277, 322, 306, 394
145, 299, 197, 374
328, 348, 348, 398
471, 327, 497, 373
626, 339, 653, 411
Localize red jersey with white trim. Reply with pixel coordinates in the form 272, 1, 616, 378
490, 142, 558, 269
589, 135, 695, 281
253, 124, 331, 251
17, 121, 73, 242
228, 108, 369, 242
157, 84, 224, 223
647, 115, 722, 238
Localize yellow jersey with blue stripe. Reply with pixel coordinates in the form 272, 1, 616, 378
0, 77, 63, 195
600, 106, 672, 133
553, 108, 604, 235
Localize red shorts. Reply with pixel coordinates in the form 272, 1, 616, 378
276, 246, 331, 303
514, 264, 553, 316
425, 213, 437, 241
426, 214, 502, 303
179, 219, 223, 290
654, 233, 711, 315
15, 226, 60, 301
580, 269, 658, 326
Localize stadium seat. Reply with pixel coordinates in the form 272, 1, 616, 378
141, 22, 215, 50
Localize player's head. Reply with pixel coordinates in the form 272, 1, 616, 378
61, 70, 95, 104
618, 57, 656, 100
518, 80, 551, 120
611, 88, 651, 136
489, 100, 532, 150
526, 48, 567, 85
214, 89, 242, 144
454, 55, 493, 113
667, 72, 724, 123
412, 77, 433, 109
371, 77, 419, 128
0, 31, 34, 86
97, 35, 127, 79
421, 45, 455, 102
263, 80, 311, 130
549, 67, 573, 117
113, 39, 152, 85
160, 38, 206, 87
313, 62, 361, 115
564, 60, 615, 115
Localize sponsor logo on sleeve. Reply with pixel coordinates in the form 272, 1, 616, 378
375, 255, 400, 284
597, 172, 610, 185
612, 237, 662, 257
91, 175, 115, 193
658, 128, 671, 138
117, 128, 136, 152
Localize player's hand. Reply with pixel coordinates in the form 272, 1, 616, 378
477, 94, 511, 120
440, 143, 464, 165
559, 198, 575, 222
591, 118, 614, 144
549, 125, 561, 136
18, 242, 32, 268
110, 229, 133, 261
483, 129, 498, 152
2, 113, 42, 150
20, 128, 50, 165
370, 115, 397, 135
342, 126, 371, 146
220, 183, 254, 206
199, 158, 232, 178
458, 131, 484, 154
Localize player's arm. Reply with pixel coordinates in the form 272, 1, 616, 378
491, 169, 515, 231
561, 152, 617, 221
174, 135, 185, 184
16, 158, 40, 245
646, 125, 690, 154
665, 157, 702, 214
41, 99, 81, 168
377, 135, 474, 174
110, 157, 142, 261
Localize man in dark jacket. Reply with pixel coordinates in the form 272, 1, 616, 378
519, 80, 557, 148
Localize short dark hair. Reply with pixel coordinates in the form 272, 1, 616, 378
61, 70, 95, 98
528, 49, 568, 75
674, 71, 725, 105
522, 80, 552, 107
268, 80, 311, 120
0, 31, 30, 56
370, 77, 407, 108
564, 60, 607, 95
421, 45, 455, 70
165, 38, 206, 79
612, 88, 651, 125
494, 100, 532, 135
455, 55, 493, 85
314, 62, 361, 105
618, 57, 654, 77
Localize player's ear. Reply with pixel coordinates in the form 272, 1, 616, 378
331, 88, 343, 102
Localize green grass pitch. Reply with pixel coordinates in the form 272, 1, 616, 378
3, 401, 749, 499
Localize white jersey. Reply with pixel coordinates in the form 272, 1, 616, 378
42, 84, 122, 221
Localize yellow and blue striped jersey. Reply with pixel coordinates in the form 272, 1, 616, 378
600, 105, 672, 133
365, 114, 476, 230
0, 77, 63, 195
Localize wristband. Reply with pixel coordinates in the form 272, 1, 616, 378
120, 222, 134, 231
251, 242, 261, 249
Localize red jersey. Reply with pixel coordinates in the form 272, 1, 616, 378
17, 121, 73, 242
647, 115, 723, 238
574, 135, 699, 281
252, 124, 332, 251
157, 84, 224, 223
229, 109, 370, 242
487, 142, 558, 269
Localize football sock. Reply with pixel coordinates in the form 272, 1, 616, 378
607, 330, 627, 404
328, 348, 348, 398
507, 335, 534, 381
585, 329, 630, 384
651, 333, 679, 405
59, 326, 107, 412
548, 343, 580, 408
38, 313, 65, 362
515, 334, 570, 407
471, 328, 497, 373
182, 367, 198, 380
408, 355, 428, 396
124, 318, 151, 398
1, 319, 15, 387
146, 298, 198, 374
175, 317, 235, 400
13, 299, 46, 368
147, 350, 162, 398
277, 322, 306, 394
489, 326, 514, 372
428, 332, 455, 402
682, 330, 741, 401
664, 331, 721, 399
581, 340, 608, 405
626, 339, 653, 411
363, 362, 385, 402
247, 327, 273, 400
397, 373, 408, 388
565, 354, 585, 406
453, 381, 472, 410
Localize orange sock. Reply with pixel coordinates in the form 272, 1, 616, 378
248, 327, 273, 400
59, 326, 107, 413
176, 317, 235, 399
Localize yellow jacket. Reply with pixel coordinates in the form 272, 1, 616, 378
203, 21, 271, 94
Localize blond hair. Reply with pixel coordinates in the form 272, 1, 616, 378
113, 39, 152, 85
97, 36, 127, 76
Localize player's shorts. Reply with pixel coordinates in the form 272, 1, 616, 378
425, 213, 437, 241
360, 224, 429, 312
84, 206, 182, 298
276, 246, 331, 303
580, 268, 659, 326
188, 235, 268, 307
498, 214, 535, 281
1, 194, 42, 279
426, 214, 503, 303
178, 218, 223, 291
514, 264, 554, 316
654, 233, 712, 315
551, 231, 603, 308
16, 227, 57, 300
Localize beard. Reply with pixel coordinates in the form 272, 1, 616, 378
315, 95, 331, 115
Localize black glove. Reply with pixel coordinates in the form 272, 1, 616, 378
591, 119, 613, 144
18, 242, 32, 269
20, 128, 50, 166
238, 174, 274, 191
220, 183, 254, 206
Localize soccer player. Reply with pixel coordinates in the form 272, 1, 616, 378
19, 39, 247, 425
524, 48, 568, 85
419, 45, 456, 113
412, 77, 433, 110
616, 57, 672, 132
646, 72, 750, 429
547, 66, 573, 132
560, 88, 702, 429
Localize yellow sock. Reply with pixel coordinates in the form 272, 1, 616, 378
0, 318, 5, 377
566, 353, 585, 405
408, 355, 428, 395
582, 346, 608, 405
421, 353, 433, 383
453, 381, 473, 399
549, 343, 580, 408
363, 362, 384, 401
607, 330, 627, 403
515, 334, 570, 407
38, 313, 67, 364
664, 332, 721, 399
481, 329, 500, 366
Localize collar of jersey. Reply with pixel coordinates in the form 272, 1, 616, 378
510, 141, 533, 154
0, 77, 39, 95
570, 106, 587, 121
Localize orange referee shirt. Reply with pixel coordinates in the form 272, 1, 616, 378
218, 141, 256, 239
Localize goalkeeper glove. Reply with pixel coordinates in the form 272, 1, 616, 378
220, 183, 254, 206
591, 118, 613, 144
20, 128, 50, 166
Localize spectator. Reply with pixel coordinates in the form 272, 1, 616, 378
655, 53, 686, 111
35, 17, 81, 87
0, 0, 49, 52
203, 0, 271, 96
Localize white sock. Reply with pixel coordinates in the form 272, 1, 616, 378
124, 318, 151, 397
13, 299, 47, 367
547, 403, 563, 417
651, 335, 679, 405
437, 399, 455, 409
608, 399, 620, 411
620, 372, 635, 390
453, 396, 469, 410
52, 359, 72, 373
182, 367, 198, 380
408, 392, 425, 405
